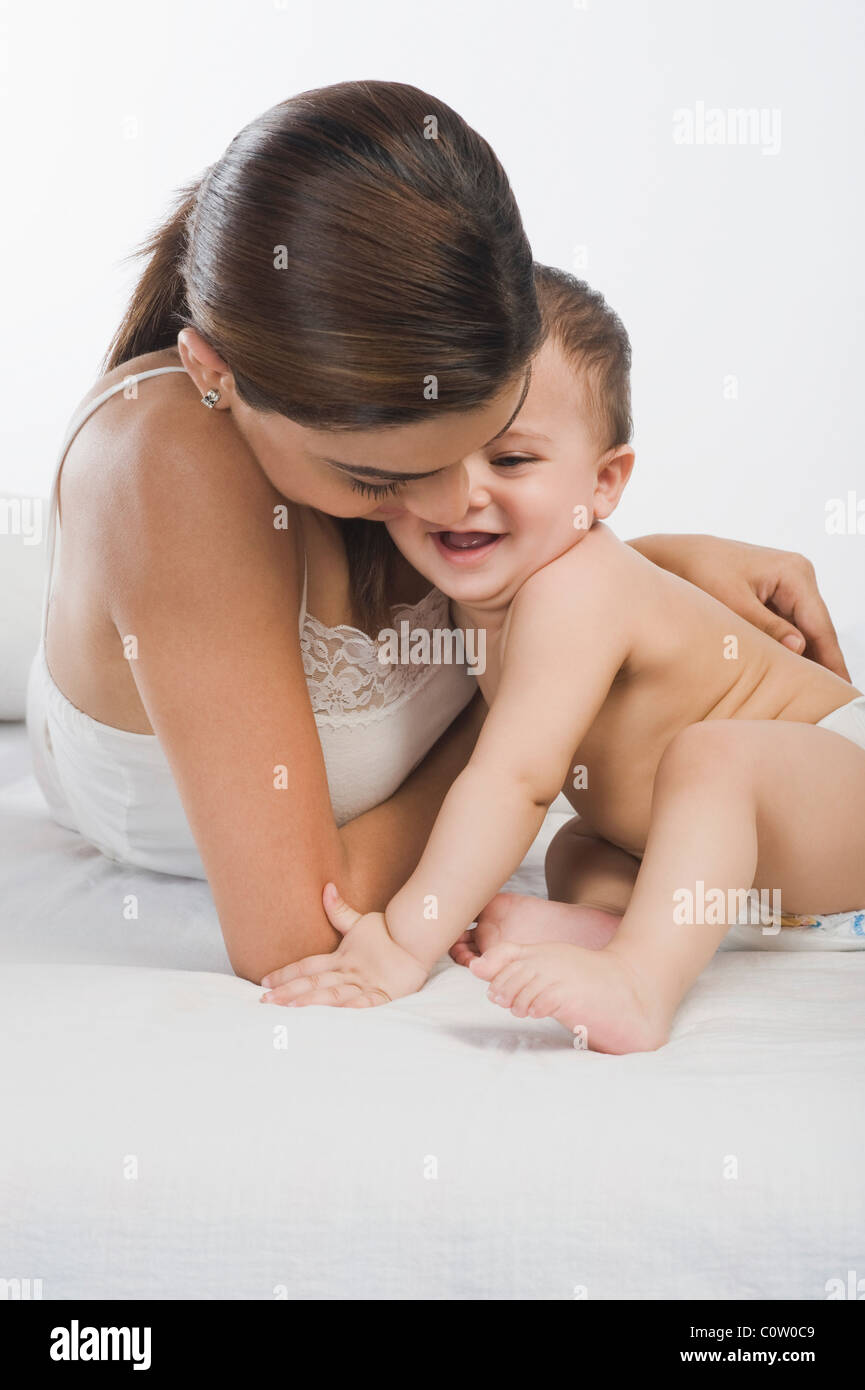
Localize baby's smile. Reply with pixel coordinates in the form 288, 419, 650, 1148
430, 529, 507, 566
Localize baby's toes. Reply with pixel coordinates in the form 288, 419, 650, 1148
527, 984, 565, 1019
488, 963, 536, 1010
509, 974, 545, 1018
469, 941, 525, 982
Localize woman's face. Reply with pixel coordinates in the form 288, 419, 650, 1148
179, 328, 529, 527
233, 381, 530, 525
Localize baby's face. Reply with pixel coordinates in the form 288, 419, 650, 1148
386, 338, 632, 609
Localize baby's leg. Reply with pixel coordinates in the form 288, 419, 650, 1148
450, 825, 637, 965
544, 819, 640, 914
472, 720, 865, 1053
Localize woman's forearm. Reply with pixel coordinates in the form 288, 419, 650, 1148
626, 533, 695, 572
336, 689, 486, 913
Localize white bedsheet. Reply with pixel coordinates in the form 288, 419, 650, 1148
2, 634, 865, 1297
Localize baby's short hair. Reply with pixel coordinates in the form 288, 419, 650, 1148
532, 264, 632, 449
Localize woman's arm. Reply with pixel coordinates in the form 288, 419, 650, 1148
103, 409, 482, 986
628, 533, 850, 678
337, 688, 486, 912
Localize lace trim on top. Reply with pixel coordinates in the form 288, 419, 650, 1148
301, 586, 455, 728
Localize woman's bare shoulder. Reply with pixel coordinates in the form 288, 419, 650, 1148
68, 347, 190, 422
63, 349, 295, 564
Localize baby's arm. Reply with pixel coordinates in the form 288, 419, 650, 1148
385, 548, 632, 970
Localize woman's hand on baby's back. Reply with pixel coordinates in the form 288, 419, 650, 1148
259, 884, 428, 1008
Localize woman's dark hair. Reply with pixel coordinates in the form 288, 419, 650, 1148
104, 80, 542, 625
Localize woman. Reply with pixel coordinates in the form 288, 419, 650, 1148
26, 80, 848, 985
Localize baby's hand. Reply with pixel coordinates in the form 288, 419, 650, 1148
260, 884, 428, 1008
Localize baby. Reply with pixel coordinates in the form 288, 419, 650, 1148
263, 265, 865, 1053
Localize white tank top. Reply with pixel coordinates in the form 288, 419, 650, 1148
25, 366, 475, 878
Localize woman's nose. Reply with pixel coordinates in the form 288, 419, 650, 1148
405, 461, 471, 525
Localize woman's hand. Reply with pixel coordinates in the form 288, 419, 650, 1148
629, 534, 850, 679
259, 884, 429, 1008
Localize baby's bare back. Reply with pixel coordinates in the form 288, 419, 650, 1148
562, 541, 859, 856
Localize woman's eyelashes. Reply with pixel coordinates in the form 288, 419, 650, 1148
349, 477, 406, 499
347, 456, 537, 498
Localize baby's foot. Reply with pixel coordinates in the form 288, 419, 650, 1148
469, 941, 670, 1054
449, 893, 621, 968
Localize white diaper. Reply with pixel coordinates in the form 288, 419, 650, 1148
816, 691, 865, 750
727, 693, 865, 951
725, 909, 865, 951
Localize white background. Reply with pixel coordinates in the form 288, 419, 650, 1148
2, 0, 862, 625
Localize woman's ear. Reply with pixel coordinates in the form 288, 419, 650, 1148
177, 328, 234, 405
593, 444, 635, 520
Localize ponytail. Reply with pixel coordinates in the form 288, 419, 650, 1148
101, 177, 201, 374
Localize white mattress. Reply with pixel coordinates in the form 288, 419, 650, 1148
2, 632, 865, 1298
